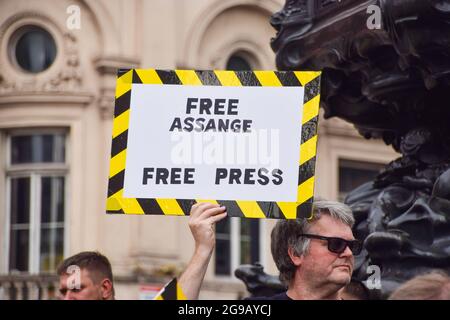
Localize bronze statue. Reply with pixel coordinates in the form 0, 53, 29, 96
236, 0, 450, 299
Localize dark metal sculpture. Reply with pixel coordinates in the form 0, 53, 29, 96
236, 0, 450, 298
234, 263, 285, 297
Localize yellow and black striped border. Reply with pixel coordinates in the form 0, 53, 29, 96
154, 278, 186, 300
106, 69, 321, 219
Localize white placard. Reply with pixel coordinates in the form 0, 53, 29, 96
123, 84, 304, 202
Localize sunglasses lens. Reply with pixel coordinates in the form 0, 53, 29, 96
328, 239, 347, 253
350, 241, 362, 255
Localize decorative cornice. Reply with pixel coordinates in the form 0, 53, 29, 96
94, 56, 140, 119
0, 92, 93, 106
94, 56, 140, 75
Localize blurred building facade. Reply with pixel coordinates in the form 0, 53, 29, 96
0, 0, 398, 299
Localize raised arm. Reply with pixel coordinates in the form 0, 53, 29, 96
178, 202, 227, 300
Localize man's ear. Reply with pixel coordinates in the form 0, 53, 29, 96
100, 279, 114, 300
287, 247, 303, 267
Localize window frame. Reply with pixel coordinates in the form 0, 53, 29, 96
4, 129, 69, 274
320, 133, 399, 202
0, 132, 6, 273
214, 218, 266, 280
7, 25, 58, 75
338, 158, 385, 202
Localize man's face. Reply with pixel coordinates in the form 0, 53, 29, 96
59, 269, 104, 300
298, 215, 355, 289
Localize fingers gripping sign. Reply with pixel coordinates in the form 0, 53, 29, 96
189, 203, 227, 253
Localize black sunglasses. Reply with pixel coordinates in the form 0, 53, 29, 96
299, 234, 362, 255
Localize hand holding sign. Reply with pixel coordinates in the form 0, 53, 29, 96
178, 202, 227, 299
189, 203, 227, 255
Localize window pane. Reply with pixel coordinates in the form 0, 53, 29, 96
215, 219, 231, 275
41, 177, 65, 223
9, 177, 31, 272
240, 220, 259, 265
240, 219, 250, 236
216, 218, 230, 234
240, 240, 251, 264
14, 27, 57, 73
9, 230, 29, 272
11, 134, 65, 164
215, 239, 231, 275
250, 220, 260, 263
10, 177, 30, 224
40, 227, 64, 273
226, 55, 252, 71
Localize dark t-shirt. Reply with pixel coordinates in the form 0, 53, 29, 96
245, 292, 346, 300
244, 292, 292, 300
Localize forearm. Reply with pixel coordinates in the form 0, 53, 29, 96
180, 202, 227, 300
179, 246, 213, 300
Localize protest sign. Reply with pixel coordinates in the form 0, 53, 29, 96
106, 69, 321, 219
153, 278, 186, 300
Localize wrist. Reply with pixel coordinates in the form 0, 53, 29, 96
194, 244, 214, 258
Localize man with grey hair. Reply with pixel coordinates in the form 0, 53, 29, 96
263, 200, 362, 299
180, 200, 362, 300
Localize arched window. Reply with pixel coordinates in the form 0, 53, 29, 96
226, 54, 252, 71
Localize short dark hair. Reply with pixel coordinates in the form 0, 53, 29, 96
57, 251, 114, 284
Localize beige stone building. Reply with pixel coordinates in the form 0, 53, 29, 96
0, 0, 398, 299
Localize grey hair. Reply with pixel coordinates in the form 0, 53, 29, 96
271, 200, 355, 286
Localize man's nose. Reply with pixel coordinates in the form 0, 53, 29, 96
340, 245, 353, 257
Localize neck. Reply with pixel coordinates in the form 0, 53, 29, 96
286, 274, 343, 300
